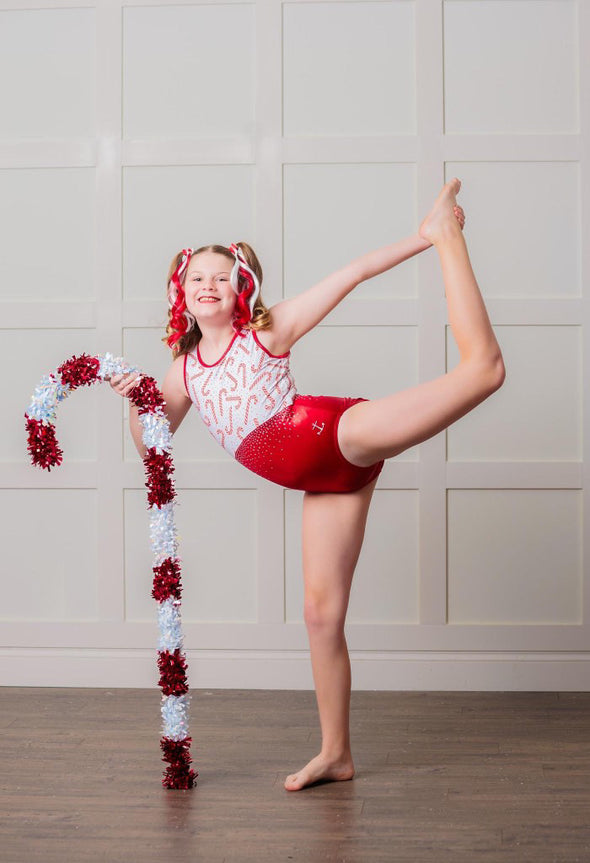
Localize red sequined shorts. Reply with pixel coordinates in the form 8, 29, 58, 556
234, 394, 384, 493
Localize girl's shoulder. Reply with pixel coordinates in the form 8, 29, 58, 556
162, 351, 192, 402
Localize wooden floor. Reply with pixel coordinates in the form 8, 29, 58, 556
1, 688, 589, 862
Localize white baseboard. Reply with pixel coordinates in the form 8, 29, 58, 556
1, 649, 590, 690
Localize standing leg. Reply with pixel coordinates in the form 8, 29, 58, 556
284, 475, 378, 792
338, 178, 506, 468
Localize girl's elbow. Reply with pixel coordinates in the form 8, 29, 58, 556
488, 354, 506, 391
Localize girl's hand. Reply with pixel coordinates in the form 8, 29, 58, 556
108, 371, 142, 398
453, 205, 466, 230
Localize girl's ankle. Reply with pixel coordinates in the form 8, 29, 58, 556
320, 746, 353, 763
433, 221, 464, 246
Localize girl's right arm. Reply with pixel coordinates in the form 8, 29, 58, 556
109, 355, 192, 459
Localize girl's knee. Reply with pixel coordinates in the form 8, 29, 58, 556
303, 596, 346, 634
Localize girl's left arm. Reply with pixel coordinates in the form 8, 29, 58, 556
353, 232, 432, 282
269, 232, 432, 352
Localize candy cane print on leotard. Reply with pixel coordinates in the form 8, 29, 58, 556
184, 328, 297, 456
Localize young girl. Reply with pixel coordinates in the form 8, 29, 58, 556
110, 178, 505, 792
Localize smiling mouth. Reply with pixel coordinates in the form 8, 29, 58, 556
198, 297, 220, 303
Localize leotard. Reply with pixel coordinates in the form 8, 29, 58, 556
183, 327, 384, 493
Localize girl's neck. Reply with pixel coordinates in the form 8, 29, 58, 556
199, 324, 236, 349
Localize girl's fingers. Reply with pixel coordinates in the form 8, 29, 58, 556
453, 205, 465, 230
123, 375, 141, 391
110, 372, 141, 395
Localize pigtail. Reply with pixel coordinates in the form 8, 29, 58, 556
230, 242, 272, 333
162, 249, 200, 360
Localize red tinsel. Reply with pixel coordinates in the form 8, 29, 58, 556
57, 353, 100, 389
24, 415, 63, 471
128, 375, 166, 415
157, 648, 189, 696
161, 737, 197, 789
152, 558, 183, 602
162, 767, 196, 790
143, 448, 176, 507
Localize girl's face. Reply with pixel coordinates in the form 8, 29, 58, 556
184, 251, 237, 322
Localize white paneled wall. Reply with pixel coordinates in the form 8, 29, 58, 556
1, 0, 588, 690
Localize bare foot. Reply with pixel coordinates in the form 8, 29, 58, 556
284, 752, 355, 792
419, 178, 465, 245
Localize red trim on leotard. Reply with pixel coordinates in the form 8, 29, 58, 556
252, 329, 290, 359
196, 331, 239, 367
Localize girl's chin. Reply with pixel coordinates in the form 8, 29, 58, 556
192, 304, 223, 315
192, 307, 231, 321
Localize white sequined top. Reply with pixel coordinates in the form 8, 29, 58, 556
183, 328, 298, 456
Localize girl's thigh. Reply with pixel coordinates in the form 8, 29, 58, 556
337, 360, 501, 467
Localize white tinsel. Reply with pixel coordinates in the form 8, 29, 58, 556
158, 597, 184, 651
97, 351, 142, 381
26, 373, 70, 424
139, 410, 173, 454
149, 501, 179, 564
161, 693, 192, 741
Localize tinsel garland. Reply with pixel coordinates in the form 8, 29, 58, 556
24, 352, 197, 790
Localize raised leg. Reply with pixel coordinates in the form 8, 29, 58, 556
338, 178, 506, 467
284, 475, 378, 792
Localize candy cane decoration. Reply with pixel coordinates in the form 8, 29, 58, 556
201, 371, 215, 397
237, 360, 248, 387
224, 405, 235, 436
262, 386, 275, 410
226, 371, 239, 391
204, 399, 218, 425
23, 352, 197, 790
218, 388, 227, 418
244, 393, 258, 425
